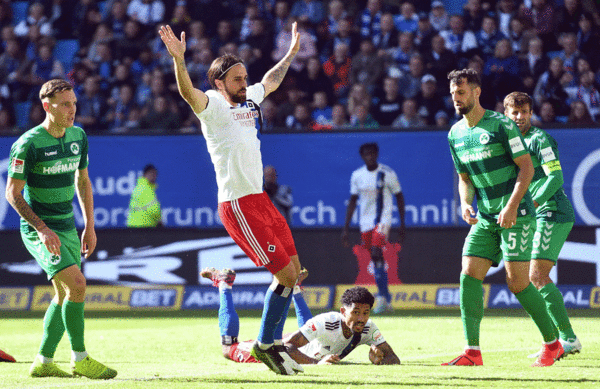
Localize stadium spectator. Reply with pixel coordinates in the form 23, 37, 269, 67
75, 76, 106, 133
127, 0, 165, 34
186, 21, 207, 52
115, 19, 146, 62
392, 98, 425, 128
201, 269, 400, 365
415, 74, 446, 126
330, 103, 349, 129
103, 0, 128, 39
276, 87, 304, 127
0, 1, 12, 33
439, 15, 478, 68
321, 17, 361, 60
168, 2, 191, 39
82, 23, 114, 70
573, 70, 600, 121
260, 98, 279, 132
532, 100, 558, 126
105, 83, 138, 133
14, 2, 52, 38
394, 2, 418, 34
467, 55, 496, 109
414, 12, 435, 53
429, 1, 449, 32
373, 76, 403, 127
577, 12, 600, 66
311, 90, 333, 128
423, 34, 458, 85
264, 165, 294, 224
0, 39, 29, 102
140, 95, 179, 132
351, 39, 384, 94
373, 13, 398, 54
342, 143, 405, 314
358, 0, 384, 39
27, 101, 45, 130
272, 20, 317, 74
476, 14, 507, 60
23, 24, 46, 62
519, 0, 558, 51
6, 79, 117, 379
0, 105, 18, 135
567, 99, 596, 125
26, 44, 66, 96
127, 164, 162, 227
130, 46, 158, 86
556, 32, 586, 84
323, 42, 352, 100
244, 18, 275, 74
325, 0, 347, 36
496, 0, 518, 37
239, 4, 260, 42
188, 48, 214, 91
507, 17, 534, 57
533, 57, 571, 117
463, 0, 486, 32
445, 69, 563, 368
72, 0, 102, 50
286, 102, 314, 131
273, 1, 292, 38
290, 0, 326, 27
483, 39, 522, 103
108, 63, 132, 101
386, 31, 416, 76
297, 56, 335, 106
348, 103, 379, 129
347, 83, 373, 119
556, 0, 584, 35
521, 37, 549, 95
211, 20, 237, 57
397, 54, 426, 100
503, 92, 583, 359
435, 110, 450, 127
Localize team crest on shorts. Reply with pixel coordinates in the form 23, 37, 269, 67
267, 244, 276, 252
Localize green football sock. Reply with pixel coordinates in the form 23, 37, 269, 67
539, 283, 576, 341
39, 301, 65, 358
460, 274, 483, 347
62, 300, 86, 353
515, 283, 557, 343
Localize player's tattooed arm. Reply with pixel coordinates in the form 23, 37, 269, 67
262, 22, 300, 97
369, 342, 400, 365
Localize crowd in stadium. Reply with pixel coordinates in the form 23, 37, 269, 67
0, 0, 599, 135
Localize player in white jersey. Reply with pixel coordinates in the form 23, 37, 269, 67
159, 23, 304, 375
342, 143, 406, 314
201, 268, 400, 366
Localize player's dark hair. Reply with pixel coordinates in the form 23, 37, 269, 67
143, 164, 157, 175
447, 69, 481, 88
359, 142, 379, 155
39, 79, 73, 100
207, 54, 244, 89
341, 286, 375, 308
503, 92, 533, 112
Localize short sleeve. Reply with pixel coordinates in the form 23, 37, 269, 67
246, 83, 266, 104
501, 117, 528, 160
363, 322, 386, 347
299, 317, 320, 342
8, 139, 33, 180
386, 169, 401, 194
448, 140, 466, 174
350, 171, 359, 195
79, 130, 89, 170
196, 90, 222, 124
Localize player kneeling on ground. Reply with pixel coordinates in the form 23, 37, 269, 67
202, 268, 400, 367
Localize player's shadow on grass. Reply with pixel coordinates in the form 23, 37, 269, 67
131, 377, 450, 386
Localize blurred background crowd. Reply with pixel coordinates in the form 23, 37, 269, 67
0, 0, 599, 135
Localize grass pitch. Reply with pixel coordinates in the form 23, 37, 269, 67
1, 309, 599, 389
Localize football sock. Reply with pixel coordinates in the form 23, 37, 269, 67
257, 282, 292, 346
37, 355, 53, 364
273, 292, 293, 341
72, 350, 88, 362
460, 274, 483, 347
293, 289, 313, 327
39, 301, 65, 358
539, 283, 576, 341
218, 285, 239, 340
515, 283, 557, 343
62, 300, 86, 353
373, 262, 391, 302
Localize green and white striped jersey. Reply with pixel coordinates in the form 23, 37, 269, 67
522, 126, 575, 223
8, 125, 89, 232
448, 110, 535, 220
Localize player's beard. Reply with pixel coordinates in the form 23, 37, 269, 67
227, 87, 247, 104
456, 100, 474, 116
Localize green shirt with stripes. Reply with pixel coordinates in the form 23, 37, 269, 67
522, 126, 575, 223
8, 125, 89, 232
448, 110, 535, 221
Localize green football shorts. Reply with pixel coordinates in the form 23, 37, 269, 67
462, 215, 535, 266
532, 220, 573, 262
21, 228, 81, 280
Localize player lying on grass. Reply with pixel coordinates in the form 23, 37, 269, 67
201, 268, 400, 366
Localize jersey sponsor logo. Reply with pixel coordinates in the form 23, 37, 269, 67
70, 143, 80, 155
11, 158, 24, 174
372, 329, 382, 342
479, 133, 490, 145
459, 149, 492, 163
540, 146, 556, 163
509, 137, 525, 153
45, 150, 58, 156
43, 160, 79, 175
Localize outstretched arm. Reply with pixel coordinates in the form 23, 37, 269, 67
159, 25, 208, 114
369, 342, 400, 365
261, 22, 301, 98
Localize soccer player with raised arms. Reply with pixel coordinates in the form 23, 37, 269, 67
503, 92, 581, 358
444, 69, 564, 367
5, 79, 117, 379
159, 23, 304, 375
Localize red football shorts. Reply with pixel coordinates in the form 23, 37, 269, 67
228, 341, 259, 363
361, 224, 390, 251
219, 192, 296, 274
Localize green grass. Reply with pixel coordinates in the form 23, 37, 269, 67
1, 310, 599, 388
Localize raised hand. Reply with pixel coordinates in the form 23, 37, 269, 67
159, 25, 186, 61
288, 22, 300, 57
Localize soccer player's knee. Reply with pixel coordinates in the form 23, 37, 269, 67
371, 247, 384, 267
